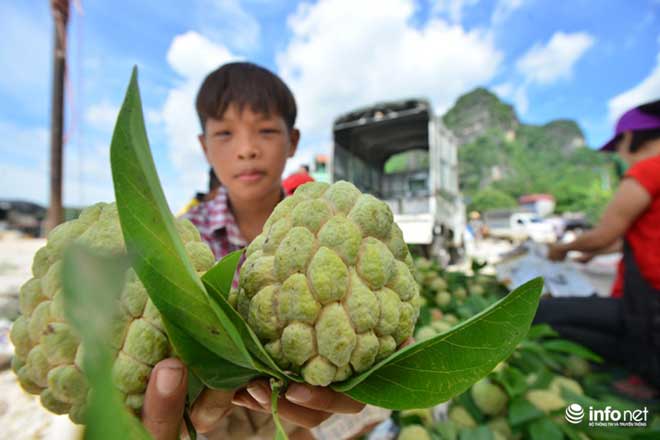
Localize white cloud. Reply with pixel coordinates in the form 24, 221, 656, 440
194, 0, 261, 52
160, 32, 241, 208
516, 31, 595, 85
492, 82, 514, 99
166, 31, 238, 81
277, 0, 502, 141
491, 0, 525, 24
512, 83, 529, 114
608, 52, 660, 122
432, 0, 479, 24
85, 102, 119, 132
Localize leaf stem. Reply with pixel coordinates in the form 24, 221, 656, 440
270, 378, 289, 440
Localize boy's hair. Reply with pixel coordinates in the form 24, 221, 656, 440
195, 62, 297, 132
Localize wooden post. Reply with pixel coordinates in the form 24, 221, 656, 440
45, 0, 69, 234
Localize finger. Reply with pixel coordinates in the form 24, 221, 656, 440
284, 383, 364, 414
400, 336, 415, 348
236, 385, 334, 428
276, 397, 333, 428
190, 388, 236, 433
142, 358, 187, 440
232, 389, 270, 413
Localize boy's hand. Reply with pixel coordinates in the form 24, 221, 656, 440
232, 380, 365, 428
231, 337, 414, 429
143, 338, 415, 437
142, 358, 234, 439
142, 358, 188, 440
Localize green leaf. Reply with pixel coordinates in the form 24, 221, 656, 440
432, 421, 458, 440
201, 251, 289, 378
458, 426, 494, 440
527, 324, 559, 340
165, 318, 260, 389
110, 67, 255, 372
542, 339, 603, 363
335, 278, 543, 409
518, 340, 562, 370
61, 245, 151, 440
507, 396, 544, 427
558, 423, 584, 440
202, 274, 288, 379
493, 366, 528, 398
202, 249, 243, 298
528, 418, 563, 440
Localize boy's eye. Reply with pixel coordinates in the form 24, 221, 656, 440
260, 128, 280, 135
214, 130, 231, 138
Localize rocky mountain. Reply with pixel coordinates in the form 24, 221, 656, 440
441, 88, 613, 220
443, 88, 519, 146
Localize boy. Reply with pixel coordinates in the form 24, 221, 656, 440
141, 62, 382, 439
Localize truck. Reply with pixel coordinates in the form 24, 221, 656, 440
330, 99, 465, 264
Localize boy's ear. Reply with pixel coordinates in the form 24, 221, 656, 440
288, 128, 301, 158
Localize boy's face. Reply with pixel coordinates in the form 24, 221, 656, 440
199, 104, 299, 203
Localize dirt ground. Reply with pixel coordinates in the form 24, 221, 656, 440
0, 235, 82, 439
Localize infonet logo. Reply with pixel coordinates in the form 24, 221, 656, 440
565, 404, 584, 424
565, 403, 649, 427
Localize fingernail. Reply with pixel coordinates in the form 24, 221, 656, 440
197, 406, 227, 426
231, 395, 251, 408
247, 384, 269, 406
156, 366, 183, 396
285, 384, 311, 403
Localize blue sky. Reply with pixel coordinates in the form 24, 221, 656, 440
1, 0, 659, 211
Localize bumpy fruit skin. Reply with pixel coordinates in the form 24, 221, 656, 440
449, 405, 477, 428
525, 389, 566, 413
550, 376, 583, 396
471, 379, 508, 416
9, 203, 215, 423
415, 326, 437, 341
398, 425, 431, 440
237, 181, 420, 386
488, 417, 512, 439
565, 356, 590, 377
435, 291, 451, 308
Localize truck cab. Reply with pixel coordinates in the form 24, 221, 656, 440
330, 99, 465, 263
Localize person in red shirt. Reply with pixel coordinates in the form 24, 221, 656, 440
282, 164, 315, 195
535, 99, 660, 391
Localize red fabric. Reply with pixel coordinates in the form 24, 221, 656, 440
282, 172, 314, 195
611, 155, 660, 297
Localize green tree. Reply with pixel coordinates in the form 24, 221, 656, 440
468, 187, 518, 213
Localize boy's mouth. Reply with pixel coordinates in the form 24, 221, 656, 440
236, 168, 266, 182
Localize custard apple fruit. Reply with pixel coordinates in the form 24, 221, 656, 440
398, 425, 431, 440
525, 389, 566, 413
236, 181, 420, 386
448, 405, 477, 428
9, 202, 215, 423
471, 379, 508, 416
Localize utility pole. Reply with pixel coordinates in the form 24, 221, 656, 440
45, 0, 69, 234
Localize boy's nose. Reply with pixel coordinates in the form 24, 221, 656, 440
236, 138, 260, 160
237, 148, 259, 160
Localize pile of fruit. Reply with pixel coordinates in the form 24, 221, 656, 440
393, 257, 660, 440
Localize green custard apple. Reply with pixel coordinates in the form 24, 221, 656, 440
9, 202, 215, 423
236, 181, 421, 386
